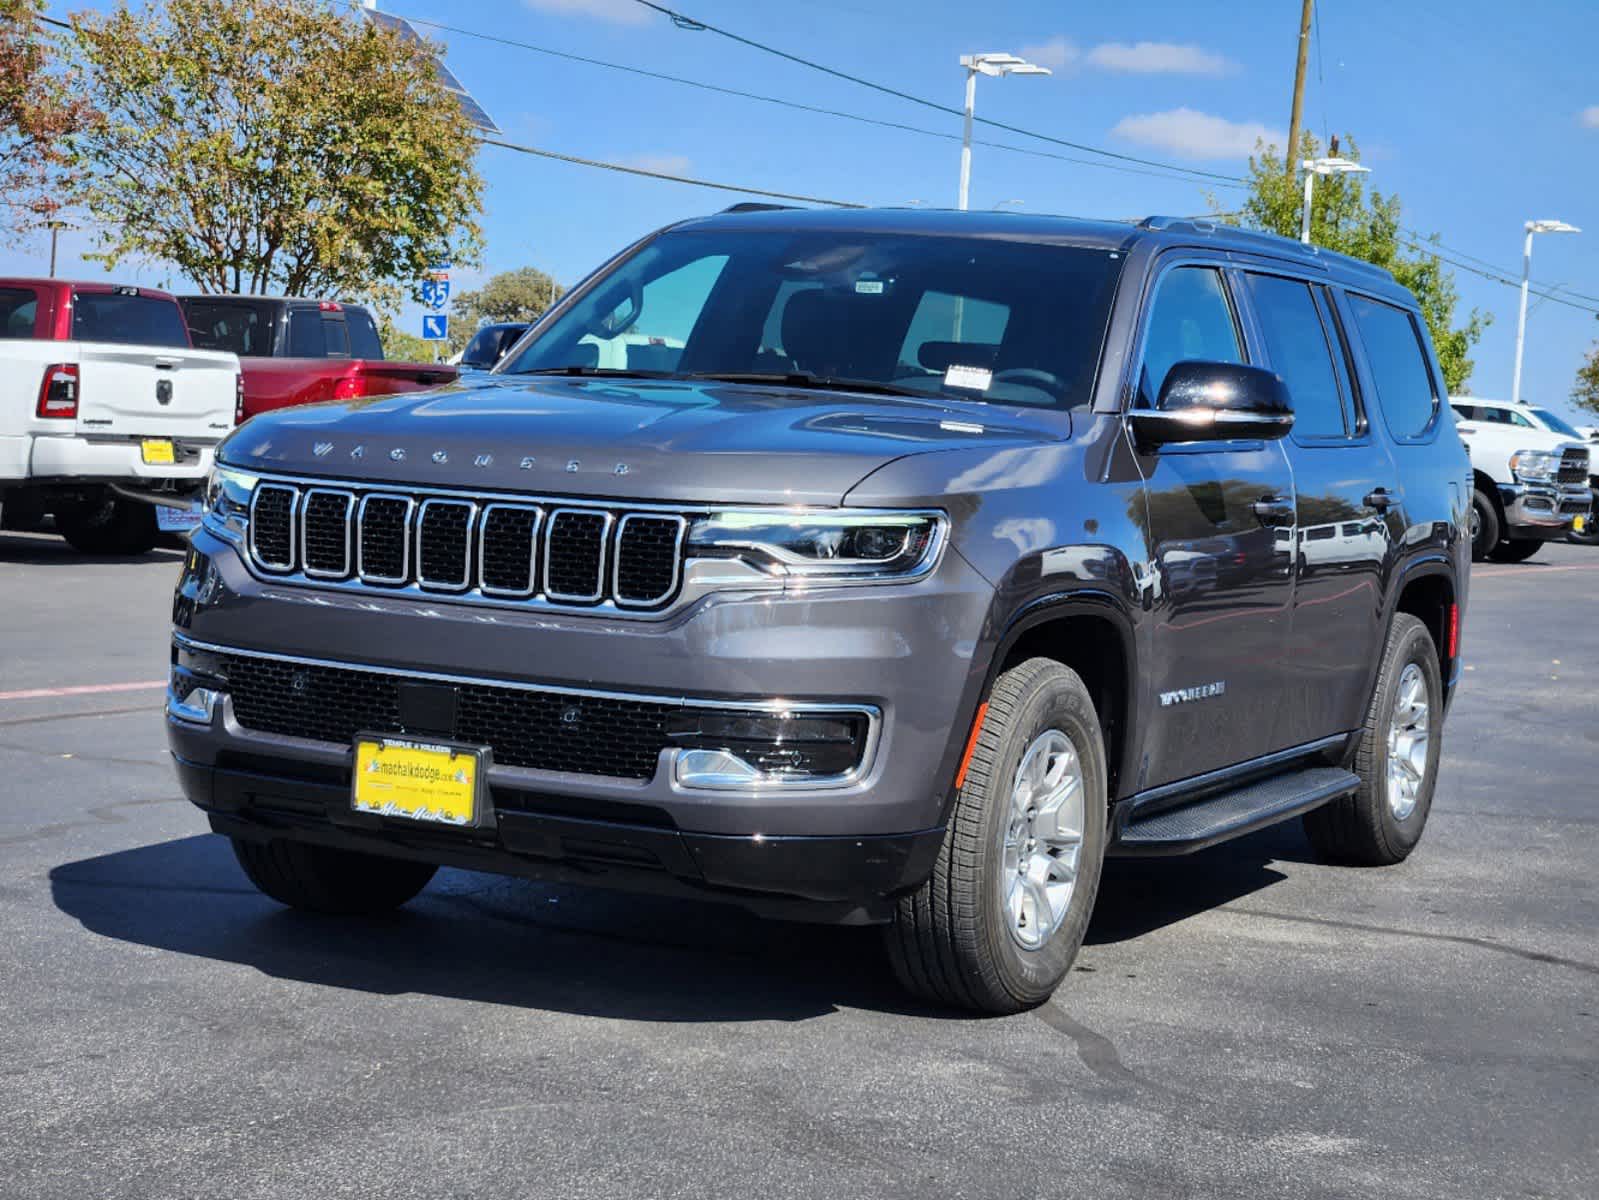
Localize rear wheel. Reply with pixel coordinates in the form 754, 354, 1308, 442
56, 497, 158, 556
885, 658, 1107, 1014
1469, 488, 1500, 562
1304, 614, 1442, 866
232, 838, 437, 914
1488, 538, 1542, 564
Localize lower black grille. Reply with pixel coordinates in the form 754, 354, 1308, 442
221, 655, 680, 779
302, 491, 352, 577
545, 510, 609, 600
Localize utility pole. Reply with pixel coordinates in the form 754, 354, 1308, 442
1285, 0, 1314, 173
1513, 220, 1581, 406
956, 53, 1051, 210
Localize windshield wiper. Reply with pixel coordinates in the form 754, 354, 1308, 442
680, 371, 940, 400
516, 366, 677, 379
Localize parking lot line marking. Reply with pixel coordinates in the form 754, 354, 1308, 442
0, 681, 166, 702
1474, 563, 1599, 579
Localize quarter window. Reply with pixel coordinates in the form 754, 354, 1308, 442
1141, 266, 1242, 407
1347, 296, 1438, 438
1244, 273, 1350, 438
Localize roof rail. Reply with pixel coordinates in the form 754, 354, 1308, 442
719, 202, 800, 215
1136, 215, 1396, 283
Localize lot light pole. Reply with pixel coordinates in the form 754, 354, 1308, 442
958, 53, 1050, 211
1512, 219, 1581, 406
1299, 156, 1369, 245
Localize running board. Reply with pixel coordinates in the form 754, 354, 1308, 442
1112, 766, 1360, 856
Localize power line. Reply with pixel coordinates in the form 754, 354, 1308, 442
629, 0, 1250, 186
393, 13, 1240, 191
1396, 234, 1599, 316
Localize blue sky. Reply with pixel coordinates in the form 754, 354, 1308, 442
14, 0, 1599, 419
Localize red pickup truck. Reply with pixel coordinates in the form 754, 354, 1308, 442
179, 296, 455, 420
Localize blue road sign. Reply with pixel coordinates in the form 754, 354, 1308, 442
422, 314, 449, 341
421, 278, 451, 310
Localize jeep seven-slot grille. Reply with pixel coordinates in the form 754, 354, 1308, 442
1558, 446, 1589, 486
219, 654, 684, 779
245, 480, 687, 610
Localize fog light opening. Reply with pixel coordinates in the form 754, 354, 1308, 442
670, 709, 870, 788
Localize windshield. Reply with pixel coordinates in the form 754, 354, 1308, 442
499, 228, 1124, 409
1529, 407, 1583, 438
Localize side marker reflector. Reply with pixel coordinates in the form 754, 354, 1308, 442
954, 701, 990, 791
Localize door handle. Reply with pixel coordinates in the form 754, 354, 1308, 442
1252, 494, 1293, 523
1365, 488, 1395, 511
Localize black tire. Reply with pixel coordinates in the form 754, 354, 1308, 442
231, 837, 437, 914
886, 658, 1107, 1014
1469, 488, 1500, 562
1488, 538, 1542, 564
1304, 614, 1442, 866
56, 497, 158, 556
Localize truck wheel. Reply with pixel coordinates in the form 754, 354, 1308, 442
56, 498, 158, 556
231, 838, 437, 914
1304, 614, 1442, 866
1469, 488, 1500, 562
1488, 539, 1542, 564
885, 658, 1107, 1014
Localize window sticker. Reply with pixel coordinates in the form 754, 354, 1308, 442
944, 364, 993, 391
854, 279, 885, 295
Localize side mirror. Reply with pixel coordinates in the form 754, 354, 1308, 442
1128, 361, 1295, 447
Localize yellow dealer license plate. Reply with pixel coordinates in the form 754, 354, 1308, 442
1575, 515, 1588, 534
352, 735, 484, 827
141, 438, 175, 465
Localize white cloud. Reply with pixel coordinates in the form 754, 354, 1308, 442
1581, 105, 1599, 129
1018, 37, 1080, 72
1111, 108, 1283, 160
522, 0, 650, 25
623, 153, 692, 176
1087, 42, 1233, 76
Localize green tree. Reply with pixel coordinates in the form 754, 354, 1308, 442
67, 0, 483, 300
1216, 134, 1487, 393
1, 0, 91, 245
1574, 337, 1599, 418
449, 266, 563, 352
381, 324, 441, 364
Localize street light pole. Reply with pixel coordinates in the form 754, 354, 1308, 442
957, 53, 1051, 211
1299, 155, 1370, 245
1513, 219, 1581, 406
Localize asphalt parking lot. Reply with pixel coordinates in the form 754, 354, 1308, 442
1, 530, 1594, 1200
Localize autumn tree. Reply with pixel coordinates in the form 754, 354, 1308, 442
1216, 134, 1486, 393
68, 0, 483, 300
1, 0, 92, 245
1574, 337, 1599, 418
449, 266, 563, 352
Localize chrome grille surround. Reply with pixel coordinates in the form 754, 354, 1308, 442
248, 483, 299, 573
477, 503, 543, 598
356, 494, 415, 586
543, 508, 615, 603
614, 513, 689, 607
300, 489, 354, 579
415, 498, 477, 593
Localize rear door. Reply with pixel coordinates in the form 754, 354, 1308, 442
1129, 261, 1299, 787
69, 288, 236, 437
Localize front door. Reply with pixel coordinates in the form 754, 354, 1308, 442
1129, 263, 1298, 789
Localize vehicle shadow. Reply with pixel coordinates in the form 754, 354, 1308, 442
49, 825, 1302, 1021
0, 530, 187, 565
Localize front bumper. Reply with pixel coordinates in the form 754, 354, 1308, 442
1498, 480, 1590, 540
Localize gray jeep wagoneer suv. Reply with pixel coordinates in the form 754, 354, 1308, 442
168, 207, 1470, 1012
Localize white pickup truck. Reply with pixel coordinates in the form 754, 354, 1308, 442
1450, 397, 1592, 561
1, 279, 239, 554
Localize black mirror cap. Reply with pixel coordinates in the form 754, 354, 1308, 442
1131, 361, 1295, 446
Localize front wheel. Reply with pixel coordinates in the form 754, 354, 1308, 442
885, 658, 1107, 1013
232, 838, 438, 914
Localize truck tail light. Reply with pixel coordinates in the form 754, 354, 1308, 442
1447, 602, 1460, 660
36, 363, 79, 419
234, 372, 245, 424
318, 300, 342, 312
331, 375, 362, 400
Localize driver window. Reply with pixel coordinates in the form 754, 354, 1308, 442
578, 254, 728, 374
1140, 266, 1243, 407
1509, 410, 1534, 428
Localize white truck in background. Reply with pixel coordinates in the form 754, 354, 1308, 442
1450, 397, 1592, 560
1, 279, 239, 555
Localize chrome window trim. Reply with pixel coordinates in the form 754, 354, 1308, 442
612, 513, 688, 608
415, 498, 478, 593
543, 507, 614, 603
248, 483, 299, 573
172, 632, 882, 792
477, 502, 543, 597
299, 488, 354, 579
356, 493, 415, 586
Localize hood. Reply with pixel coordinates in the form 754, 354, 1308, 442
217, 375, 1062, 506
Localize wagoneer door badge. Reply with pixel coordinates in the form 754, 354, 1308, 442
1159, 681, 1227, 707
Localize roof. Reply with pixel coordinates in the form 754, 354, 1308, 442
177, 294, 368, 307
678, 206, 1402, 294
1, 277, 179, 299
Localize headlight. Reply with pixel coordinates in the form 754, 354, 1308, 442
685, 509, 944, 580
202, 464, 259, 541
1509, 449, 1560, 483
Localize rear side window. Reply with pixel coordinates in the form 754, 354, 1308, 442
183, 300, 273, 356
0, 286, 39, 338
1140, 266, 1243, 407
287, 310, 350, 358
346, 308, 383, 360
1244, 273, 1350, 438
1347, 296, 1438, 438
72, 291, 189, 348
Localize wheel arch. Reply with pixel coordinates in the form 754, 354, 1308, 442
1389, 557, 1457, 687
